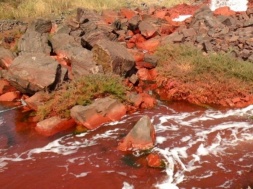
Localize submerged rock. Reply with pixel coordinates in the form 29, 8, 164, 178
117, 115, 156, 151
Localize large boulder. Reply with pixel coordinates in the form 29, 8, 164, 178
92, 39, 135, 76
18, 19, 52, 55
70, 97, 126, 130
4, 53, 65, 94
0, 47, 16, 69
117, 115, 156, 151
50, 33, 99, 77
36, 116, 76, 136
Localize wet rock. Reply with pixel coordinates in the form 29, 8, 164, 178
117, 115, 156, 151
0, 47, 16, 69
70, 97, 126, 130
0, 91, 20, 102
146, 153, 164, 168
4, 53, 62, 94
36, 116, 76, 136
92, 39, 135, 76
25, 91, 48, 111
127, 92, 143, 107
0, 79, 10, 94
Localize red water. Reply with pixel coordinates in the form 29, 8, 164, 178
1, 101, 253, 189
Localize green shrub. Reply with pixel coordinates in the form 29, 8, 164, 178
36, 74, 128, 120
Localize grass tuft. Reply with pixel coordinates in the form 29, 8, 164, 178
36, 74, 128, 120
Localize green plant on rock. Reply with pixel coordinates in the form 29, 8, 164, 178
36, 73, 128, 120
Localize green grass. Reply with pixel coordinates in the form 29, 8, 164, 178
155, 44, 253, 105
155, 44, 253, 83
36, 74, 128, 120
0, 0, 191, 19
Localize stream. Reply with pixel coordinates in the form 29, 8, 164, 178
1, 101, 253, 188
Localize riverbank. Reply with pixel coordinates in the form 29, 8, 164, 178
1, 1, 253, 139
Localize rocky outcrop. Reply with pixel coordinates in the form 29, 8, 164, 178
70, 97, 126, 130
92, 39, 135, 76
18, 19, 52, 55
117, 115, 156, 151
4, 53, 66, 94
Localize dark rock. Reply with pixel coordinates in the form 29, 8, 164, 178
92, 39, 135, 76
70, 47, 101, 77
56, 25, 71, 34
81, 30, 110, 48
4, 53, 62, 94
0, 47, 16, 69
243, 18, 253, 27
128, 15, 141, 31
246, 8, 253, 16
162, 32, 184, 43
139, 20, 157, 38
117, 115, 156, 151
34, 19, 52, 33
182, 28, 196, 38
203, 41, 213, 52
143, 54, 158, 67
18, 30, 51, 55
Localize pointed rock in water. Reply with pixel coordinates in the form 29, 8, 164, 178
117, 115, 156, 151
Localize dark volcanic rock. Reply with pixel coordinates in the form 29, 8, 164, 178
4, 53, 64, 94
92, 39, 135, 76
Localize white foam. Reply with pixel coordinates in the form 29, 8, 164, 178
154, 104, 253, 188
156, 136, 167, 144
122, 182, 134, 189
71, 172, 90, 178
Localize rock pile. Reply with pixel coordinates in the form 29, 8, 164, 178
1, 2, 253, 137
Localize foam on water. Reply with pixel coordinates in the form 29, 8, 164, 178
122, 182, 134, 189
154, 105, 253, 188
1, 103, 253, 187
